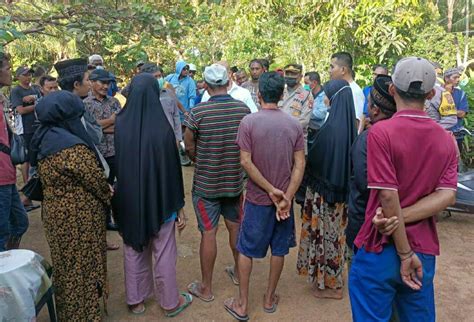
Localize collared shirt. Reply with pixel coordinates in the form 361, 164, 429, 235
184, 94, 250, 198
279, 85, 313, 150
201, 82, 258, 113
354, 109, 458, 256
308, 89, 327, 130
241, 80, 260, 110
83, 94, 121, 158
0, 96, 16, 186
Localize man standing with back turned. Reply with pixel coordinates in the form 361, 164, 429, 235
349, 57, 457, 322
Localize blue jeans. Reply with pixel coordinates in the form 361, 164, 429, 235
0, 184, 29, 251
349, 245, 436, 322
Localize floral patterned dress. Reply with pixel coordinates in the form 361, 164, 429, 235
38, 145, 110, 321
297, 186, 348, 290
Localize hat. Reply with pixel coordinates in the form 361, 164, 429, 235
136, 60, 145, 68
392, 57, 436, 94
139, 62, 159, 74
89, 69, 113, 82
54, 58, 88, 81
284, 64, 303, 74
88, 54, 104, 64
189, 63, 197, 72
444, 67, 462, 78
203, 64, 228, 86
371, 75, 396, 113
15, 66, 34, 77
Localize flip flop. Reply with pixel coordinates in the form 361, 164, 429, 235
107, 243, 120, 251
129, 302, 146, 314
187, 281, 215, 302
224, 297, 249, 321
165, 292, 193, 317
24, 204, 40, 212
263, 294, 279, 314
225, 266, 240, 285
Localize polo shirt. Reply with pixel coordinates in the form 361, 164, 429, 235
184, 94, 250, 198
354, 109, 458, 256
201, 82, 258, 113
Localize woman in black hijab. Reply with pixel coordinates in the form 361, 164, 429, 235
297, 79, 357, 300
30, 91, 111, 321
114, 73, 192, 316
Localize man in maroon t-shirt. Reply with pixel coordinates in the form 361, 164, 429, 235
0, 52, 29, 251
349, 57, 457, 322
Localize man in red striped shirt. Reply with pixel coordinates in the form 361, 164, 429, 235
184, 63, 250, 302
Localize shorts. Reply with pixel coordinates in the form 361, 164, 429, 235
192, 194, 242, 232
349, 245, 435, 322
237, 200, 296, 258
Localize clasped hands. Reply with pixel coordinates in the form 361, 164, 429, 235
268, 188, 291, 221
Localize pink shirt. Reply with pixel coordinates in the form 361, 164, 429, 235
0, 101, 16, 185
354, 109, 457, 256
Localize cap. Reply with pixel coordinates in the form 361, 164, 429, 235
392, 57, 436, 94
54, 58, 88, 81
284, 64, 303, 74
444, 67, 462, 78
15, 66, 34, 77
136, 60, 145, 68
189, 63, 197, 72
139, 62, 159, 74
203, 64, 228, 86
89, 69, 114, 82
88, 54, 104, 64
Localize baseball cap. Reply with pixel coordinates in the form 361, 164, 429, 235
89, 69, 113, 82
203, 64, 228, 86
139, 62, 159, 74
189, 63, 197, 72
392, 57, 436, 94
88, 54, 104, 64
15, 66, 34, 77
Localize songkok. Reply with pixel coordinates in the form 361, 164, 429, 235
370, 75, 396, 113
54, 58, 88, 81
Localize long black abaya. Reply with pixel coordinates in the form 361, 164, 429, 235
114, 74, 185, 252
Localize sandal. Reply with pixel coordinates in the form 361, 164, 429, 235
107, 243, 120, 251
24, 204, 40, 212
263, 293, 279, 313
129, 302, 146, 314
165, 292, 193, 317
187, 281, 215, 302
225, 266, 240, 285
224, 297, 249, 321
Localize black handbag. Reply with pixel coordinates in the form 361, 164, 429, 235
21, 174, 43, 201
9, 132, 28, 165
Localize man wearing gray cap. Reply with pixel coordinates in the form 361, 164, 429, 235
349, 57, 457, 322
184, 63, 250, 302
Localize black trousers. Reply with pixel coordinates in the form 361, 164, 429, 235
105, 156, 116, 225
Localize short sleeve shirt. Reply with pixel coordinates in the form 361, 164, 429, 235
83, 95, 121, 158
10, 85, 41, 135
0, 98, 16, 185
236, 109, 305, 206
354, 109, 458, 256
349, 81, 365, 121
184, 94, 250, 198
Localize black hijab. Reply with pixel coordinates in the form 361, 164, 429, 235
307, 79, 357, 203
114, 73, 185, 252
30, 90, 100, 166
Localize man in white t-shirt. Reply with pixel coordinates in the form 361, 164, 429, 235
329, 52, 365, 132
200, 61, 258, 113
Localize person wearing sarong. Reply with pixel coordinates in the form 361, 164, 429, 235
113, 73, 192, 317
297, 79, 357, 299
30, 91, 110, 321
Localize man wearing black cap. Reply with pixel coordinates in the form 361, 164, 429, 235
349, 57, 458, 322
10, 66, 41, 210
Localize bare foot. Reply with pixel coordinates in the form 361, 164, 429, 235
312, 288, 343, 300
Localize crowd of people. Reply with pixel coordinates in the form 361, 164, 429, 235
0, 48, 466, 321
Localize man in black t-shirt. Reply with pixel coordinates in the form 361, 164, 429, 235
10, 66, 41, 210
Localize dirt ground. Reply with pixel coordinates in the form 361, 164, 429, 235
24, 166, 474, 321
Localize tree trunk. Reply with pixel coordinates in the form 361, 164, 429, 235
447, 0, 456, 32
463, 0, 470, 65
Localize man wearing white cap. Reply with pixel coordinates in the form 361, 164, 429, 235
188, 63, 197, 79
184, 64, 250, 302
349, 57, 457, 321
88, 54, 104, 69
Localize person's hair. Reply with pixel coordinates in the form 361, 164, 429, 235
260, 59, 270, 71
394, 83, 430, 104
331, 52, 353, 70
157, 65, 164, 74
196, 79, 205, 84
33, 66, 47, 78
39, 75, 57, 87
249, 59, 264, 69
258, 72, 285, 104
372, 64, 388, 73
230, 66, 238, 73
58, 73, 86, 92
304, 71, 321, 84
0, 52, 10, 69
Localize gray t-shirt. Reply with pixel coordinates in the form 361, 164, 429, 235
160, 89, 182, 140
10, 85, 41, 134
236, 109, 305, 205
